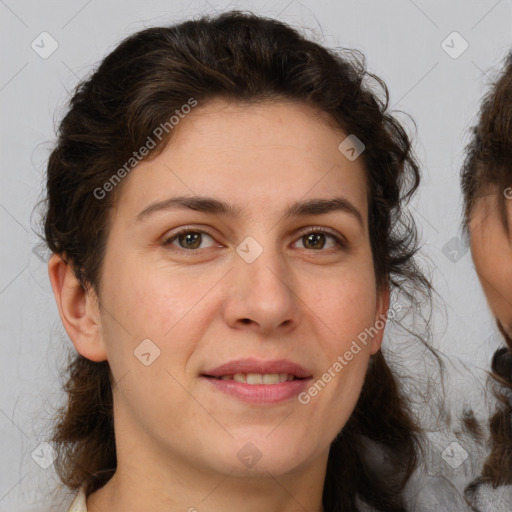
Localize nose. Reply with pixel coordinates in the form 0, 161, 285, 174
222, 242, 300, 335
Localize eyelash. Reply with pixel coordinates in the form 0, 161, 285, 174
162, 226, 347, 253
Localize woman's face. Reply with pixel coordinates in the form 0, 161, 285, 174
469, 190, 512, 343
90, 99, 388, 478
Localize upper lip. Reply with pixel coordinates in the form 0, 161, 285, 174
203, 358, 312, 379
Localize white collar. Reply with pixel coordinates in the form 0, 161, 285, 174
67, 486, 87, 512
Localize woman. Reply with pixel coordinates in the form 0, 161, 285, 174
44, 10, 445, 512
461, 53, 512, 511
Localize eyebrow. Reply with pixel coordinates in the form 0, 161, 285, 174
136, 195, 364, 226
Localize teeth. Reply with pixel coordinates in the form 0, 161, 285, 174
218, 373, 296, 384
247, 373, 263, 385
262, 373, 280, 384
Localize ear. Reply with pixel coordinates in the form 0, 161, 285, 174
369, 284, 390, 355
48, 253, 107, 362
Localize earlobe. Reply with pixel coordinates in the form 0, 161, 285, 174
48, 253, 108, 362
370, 285, 391, 355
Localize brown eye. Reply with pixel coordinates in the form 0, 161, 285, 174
303, 232, 327, 249
177, 232, 202, 249
164, 230, 216, 250
294, 229, 344, 251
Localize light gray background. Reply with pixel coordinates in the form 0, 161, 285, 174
1, 0, 511, 510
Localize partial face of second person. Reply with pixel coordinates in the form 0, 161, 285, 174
469, 188, 512, 342
52, 98, 389, 501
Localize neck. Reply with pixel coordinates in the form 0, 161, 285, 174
86, 433, 328, 512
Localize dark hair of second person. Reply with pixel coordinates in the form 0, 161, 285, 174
461, 53, 512, 494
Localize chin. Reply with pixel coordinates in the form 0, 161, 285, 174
226, 454, 310, 477
212, 435, 317, 476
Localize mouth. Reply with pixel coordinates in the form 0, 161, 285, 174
202, 358, 312, 379
203, 373, 305, 384
200, 359, 312, 404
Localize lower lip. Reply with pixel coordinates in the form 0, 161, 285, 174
202, 376, 311, 404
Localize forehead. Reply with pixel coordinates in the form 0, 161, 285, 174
113, 98, 369, 222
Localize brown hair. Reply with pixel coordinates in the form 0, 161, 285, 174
44, 10, 433, 511
461, 53, 512, 495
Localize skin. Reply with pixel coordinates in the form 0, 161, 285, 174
469, 189, 512, 344
49, 98, 389, 512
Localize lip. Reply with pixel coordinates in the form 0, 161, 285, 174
202, 358, 312, 379
202, 377, 311, 404
201, 358, 313, 405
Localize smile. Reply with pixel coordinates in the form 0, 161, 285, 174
211, 373, 300, 384
202, 374, 311, 404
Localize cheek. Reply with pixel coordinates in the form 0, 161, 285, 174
304, 269, 380, 408
471, 229, 512, 329
98, 254, 215, 383
103, 253, 209, 333
317, 268, 380, 344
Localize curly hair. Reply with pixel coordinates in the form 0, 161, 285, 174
461, 52, 512, 497
43, 10, 433, 511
